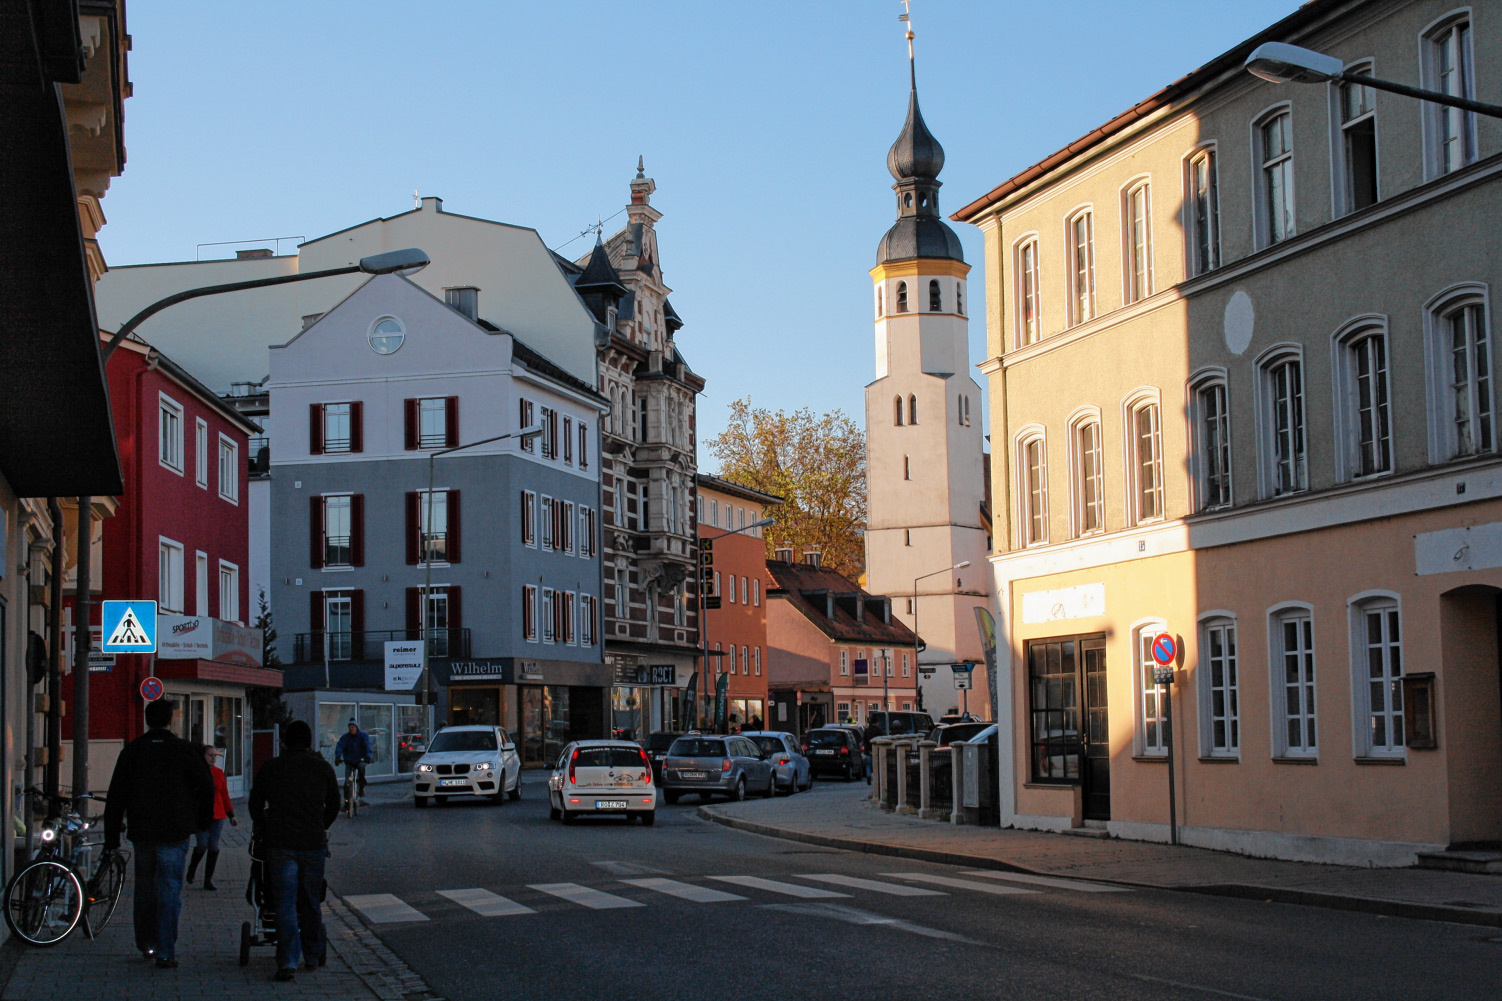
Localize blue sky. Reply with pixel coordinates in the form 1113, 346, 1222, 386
101, 0, 1299, 466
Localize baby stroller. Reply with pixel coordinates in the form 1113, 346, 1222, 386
239, 830, 327, 968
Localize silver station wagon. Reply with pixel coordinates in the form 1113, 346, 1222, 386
660, 735, 776, 804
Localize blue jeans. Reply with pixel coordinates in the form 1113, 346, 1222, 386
269, 848, 325, 970
195, 818, 226, 851
131, 838, 190, 960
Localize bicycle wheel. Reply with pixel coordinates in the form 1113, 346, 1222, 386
82, 851, 127, 939
4, 861, 84, 946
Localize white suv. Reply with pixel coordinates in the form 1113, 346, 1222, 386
413, 725, 521, 807
547, 740, 657, 825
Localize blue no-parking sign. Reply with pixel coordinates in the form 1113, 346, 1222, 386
101, 600, 158, 654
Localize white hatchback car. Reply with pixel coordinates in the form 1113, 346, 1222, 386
547, 740, 657, 825
413, 725, 522, 807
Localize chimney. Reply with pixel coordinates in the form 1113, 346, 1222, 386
802, 550, 822, 568
421, 196, 443, 213
236, 248, 273, 260
774, 547, 794, 564
444, 286, 480, 321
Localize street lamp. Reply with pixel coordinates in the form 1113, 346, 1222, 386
698, 516, 775, 733
1245, 41, 1502, 118
420, 427, 543, 716
911, 560, 970, 717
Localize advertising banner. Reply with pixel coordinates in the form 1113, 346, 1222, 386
384, 641, 424, 691
157, 615, 262, 666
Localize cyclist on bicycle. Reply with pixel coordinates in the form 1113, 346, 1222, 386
333, 720, 374, 806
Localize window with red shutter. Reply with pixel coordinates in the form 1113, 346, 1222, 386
350, 494, 365, 566
445, 396, 459, 448
309, 591, 325, 663
446, 490, 461, 563
349, 401, 364, 453
405, 492, 419, 564
405, 587, 420, 638
309, 497, 325, 568
404, 399, 418, 450
310, 403, 324, 455
350, 590, 365, 659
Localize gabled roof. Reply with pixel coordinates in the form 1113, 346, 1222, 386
765, 560, 918, 647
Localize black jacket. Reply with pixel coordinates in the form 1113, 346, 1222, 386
103, 727, 215, 846
249, 749, 339, 851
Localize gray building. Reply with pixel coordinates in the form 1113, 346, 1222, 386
269, 274, 608, 768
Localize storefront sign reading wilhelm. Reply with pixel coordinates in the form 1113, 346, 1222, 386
384, 641, 424, 691
156, 615, 262, 667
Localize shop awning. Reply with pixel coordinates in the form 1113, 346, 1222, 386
154, 659, 283, 688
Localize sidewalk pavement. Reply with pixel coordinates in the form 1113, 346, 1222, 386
0, 815, 441, 1001
699, 782, 1502, 928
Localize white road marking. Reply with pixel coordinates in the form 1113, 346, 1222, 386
528, 882, 644, 910
760, 902, 985, 946
708, 876, 850, 898
345, 894, 429, 923
796, 874, 947, 896
619, 878, 746, 903
880, 873, 1041, 895
592, 860, 670, 876
436, 888, 535, 916
960, 870, 1132, 893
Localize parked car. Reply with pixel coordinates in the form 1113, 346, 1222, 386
743, 731, 811, 794
660, 735, 776, 803
547, 740, 657, 825
863, 711, 936, 745
932, 721, 993, 747
412, 725, 521, 807
938, 713, 981, 726
802, 727, 864, 780
643, 731, 683, 784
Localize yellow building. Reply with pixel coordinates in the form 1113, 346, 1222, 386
956, 0, 1502, 865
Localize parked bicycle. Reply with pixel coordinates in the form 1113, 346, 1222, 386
4, 790, 130, 946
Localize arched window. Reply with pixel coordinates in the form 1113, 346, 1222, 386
908, 394, 918, 424
904, 455, 911, 480
956, 282, 964, 315
896, 282, 909, 312
964, 396, 971, 426
877, 286, 884, 318
894, 396, 904, 426
928, 280, 942, 311
957, 394, 963, 425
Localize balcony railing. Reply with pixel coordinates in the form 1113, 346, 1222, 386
292, 628, 470, 665
249, 438, 270, 476
324, 536, 351, 567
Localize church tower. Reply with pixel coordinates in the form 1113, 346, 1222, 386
863, 19, 991, 719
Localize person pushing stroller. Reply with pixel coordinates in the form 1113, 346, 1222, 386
333, 719, 375, 807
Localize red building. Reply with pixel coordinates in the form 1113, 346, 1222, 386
696, 475, 781, 731
64, 334, 275, 796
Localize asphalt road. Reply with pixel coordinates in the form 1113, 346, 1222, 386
328, 778, 1500, 1001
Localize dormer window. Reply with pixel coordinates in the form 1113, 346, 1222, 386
896, 282, 909, 312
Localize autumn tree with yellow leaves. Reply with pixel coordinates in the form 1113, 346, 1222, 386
705, 398, 866, 579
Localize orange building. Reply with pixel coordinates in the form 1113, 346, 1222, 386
696, 475, 781, 731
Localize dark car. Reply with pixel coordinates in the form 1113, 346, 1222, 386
802, 728, 864, 780
643, 731, 682, 784
931, 721, 993, 747
863, 711, 936, 748
938, 713, 981, 726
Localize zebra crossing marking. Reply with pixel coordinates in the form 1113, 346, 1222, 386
345, 893, 430, 923
881, 873, 1041, 895
708, 876, 849, 899
619, 878, 746, 903
437, 888, 535, 916
529, 882, 644, 910
960, 871, 1132, 893
795, 874, 947, 896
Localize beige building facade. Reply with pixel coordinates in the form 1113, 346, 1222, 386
957, 0, 1502, 864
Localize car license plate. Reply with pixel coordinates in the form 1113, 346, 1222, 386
681, 771, 707, 779
596, 800, 628, 809
816, 750, 836, 756
439, 778, 467, 787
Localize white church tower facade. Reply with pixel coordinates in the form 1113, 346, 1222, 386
863, 33, 991, 720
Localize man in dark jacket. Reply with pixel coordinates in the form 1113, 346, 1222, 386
250, 719, 339, 982
103, 698, 215, 968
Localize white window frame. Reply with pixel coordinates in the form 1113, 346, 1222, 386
418, 489, 450, 565
1067, 407, 1105, 538
1015, 426, 1048, 547
1251, 104, 1295, 250
417, 397, 447, 450
1013, 233, 1042, 347
195, 551, 209, 616
1121, 177, 1154, 304
1197, 611, 1240, 758
1330, 316, 1393, 482
753, 579, 760, 606
524, 584, 538, 642
1268, 602, 1318, 759
1253, 345, 1308, 498
1132, 619, 1169, 757
1329, 60, 1379, 217
323, 493, 353, 568
1423, 283, 1494, 462
1419, 11, 1477, 180
1123, 390, 1164, 526
159, 393, 184, 474
194, 418, 208, 488
322, 402, 352, 454
522, 490, 537, 547
158, 537, 185, 614
218, 560, 240, 624
542, 588, 555, 644
1065, 208, 1096, 327
1348, 591, 1405, 759
1183, 144, 1221, 277
1187, 369, 1233, 511
218, 434, 240, 504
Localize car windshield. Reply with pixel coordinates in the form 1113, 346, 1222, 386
806, 730, 846, 747
937, 723, 989, 746
575, 747, 645, 768
748, 736, 785, 755
645, 733, 681, 752
668, 738, 725, 757
428, 731, 497, 753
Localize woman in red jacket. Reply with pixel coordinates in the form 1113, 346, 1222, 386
187, 744, 237, 890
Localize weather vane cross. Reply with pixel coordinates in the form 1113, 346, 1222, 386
899, 0, 914, 61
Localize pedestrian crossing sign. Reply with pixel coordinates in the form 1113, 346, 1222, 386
101, 600, 157, 653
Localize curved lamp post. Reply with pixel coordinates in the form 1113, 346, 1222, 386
1246, 41, 1502, 118
909, 560, 970, 715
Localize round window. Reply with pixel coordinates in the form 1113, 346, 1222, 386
369, 316, 405, 354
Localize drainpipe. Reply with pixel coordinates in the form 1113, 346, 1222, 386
46, 498, 63, 817
71, 497, 92, 800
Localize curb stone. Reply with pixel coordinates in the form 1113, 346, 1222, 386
326, 893, 446, 1001
697, 805, 1502, 929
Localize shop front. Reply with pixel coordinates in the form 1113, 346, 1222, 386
283, 691, 434, 779
440, 657, 614, 767
609, 659, 695, 740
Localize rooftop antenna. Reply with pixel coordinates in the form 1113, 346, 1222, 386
899, 0, 916, 88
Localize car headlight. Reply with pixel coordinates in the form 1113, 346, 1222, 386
474, 762, 494, 772
416, 764, 434, 773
